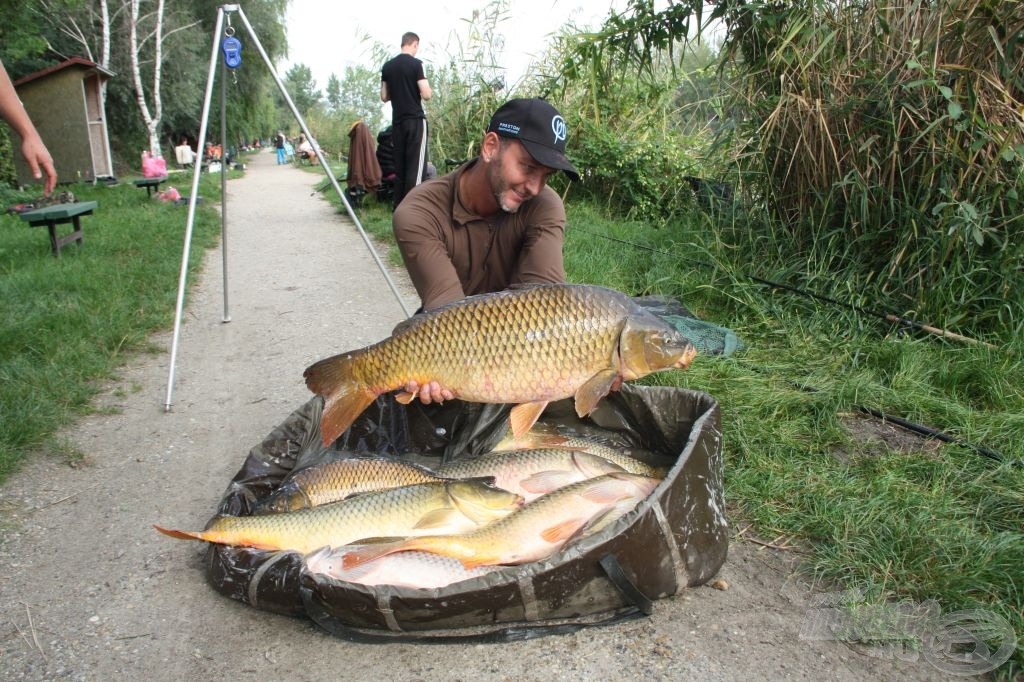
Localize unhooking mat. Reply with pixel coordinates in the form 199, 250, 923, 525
203, 383, 727, 642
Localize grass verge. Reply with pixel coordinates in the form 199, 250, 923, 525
0, 172, 222, 476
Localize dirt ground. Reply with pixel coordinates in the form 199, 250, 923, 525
0, 151, 970, 680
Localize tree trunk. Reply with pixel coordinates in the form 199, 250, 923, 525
128, 0, 165, 157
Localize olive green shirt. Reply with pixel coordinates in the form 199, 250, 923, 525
392, 159, 567, 311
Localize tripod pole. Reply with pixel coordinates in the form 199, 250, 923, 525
163, 5, 227, 412
234, 7, 412, 318
220, 35, 230, 323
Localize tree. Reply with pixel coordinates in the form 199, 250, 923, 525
282, 63, 321, 120
325, 73, 342, 113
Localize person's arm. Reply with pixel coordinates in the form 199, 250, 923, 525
380, 81, 390, 103
392, 193, 465, 311
0, 61, 56, 194
509, 188, 567, 286
417, 78, 432, 101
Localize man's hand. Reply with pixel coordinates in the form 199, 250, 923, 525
404, 379, 455, 405
22, 135, 56, 195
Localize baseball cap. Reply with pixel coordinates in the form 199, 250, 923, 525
487, 98, 580, 181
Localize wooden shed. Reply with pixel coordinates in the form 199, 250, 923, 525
12, 57, 115, 187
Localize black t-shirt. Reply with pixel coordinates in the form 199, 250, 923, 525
381, 53, 426, 124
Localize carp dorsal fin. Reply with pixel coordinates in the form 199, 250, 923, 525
573, 369, 619, 417
509, 401, 548, 438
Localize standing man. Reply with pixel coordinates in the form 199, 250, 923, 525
392, 97, 580, 404
380, 31, 432, 208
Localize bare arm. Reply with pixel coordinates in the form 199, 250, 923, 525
418, 78, 432, 101
380, 81, 390, 103
0, 61, 56, 194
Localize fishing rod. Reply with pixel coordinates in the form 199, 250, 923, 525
732, 359, 1015, 466
571, 229, 1014, 465
580, 230, 997, 349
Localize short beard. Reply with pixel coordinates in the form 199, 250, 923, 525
488, 142, 520, 213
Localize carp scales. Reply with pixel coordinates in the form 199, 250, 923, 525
154, 480, 523, 555
490, 432, 664, 477
436, 448, 626, 502
255, 457, 491, 514
305, 545, 498, 589
340, 472, 661, 570
304, 283, 697, 446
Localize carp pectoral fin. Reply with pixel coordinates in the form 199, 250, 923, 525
580, 477, 634, 504
393, 390, 416, 405
413, 507, 464, 530
520, 470, 578, 494
540, 518, 588, 544
574, 369, 619, 417
572, 451, 626, 477
509, 401, 548, 438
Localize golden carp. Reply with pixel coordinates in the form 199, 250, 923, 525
340, 472, 661, 570
304, 283, 697, 446
305, 545, 498, 589
436, 448, 626, 502
154, 480, 523, 555
255, 457, 490, 513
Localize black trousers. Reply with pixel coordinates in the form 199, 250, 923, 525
391, 117, 429, 207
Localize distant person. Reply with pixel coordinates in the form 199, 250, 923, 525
296, 133, 315, 163
392, 97, 580, 404
174, 138, 195, 168
0, 59, 56, 194
380, 31, 432, 208
274, 130, 286, 165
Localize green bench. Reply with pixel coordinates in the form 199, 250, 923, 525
134, 176, 167, 197
19, 201, 98, 257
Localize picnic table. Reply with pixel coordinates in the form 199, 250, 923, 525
18, 201, 98, 257
134, 176, 168, 197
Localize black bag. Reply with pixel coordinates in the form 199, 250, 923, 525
203, 383, 727, 641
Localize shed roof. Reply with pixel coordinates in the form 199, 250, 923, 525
13, 57, 115, 87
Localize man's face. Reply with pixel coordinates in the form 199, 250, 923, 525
486, 139, 556, 214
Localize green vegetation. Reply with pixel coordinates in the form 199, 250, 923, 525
0, 174, 221, 476
1, 0, 1021, 676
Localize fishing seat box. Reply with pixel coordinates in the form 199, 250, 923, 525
205, 383, 727, 641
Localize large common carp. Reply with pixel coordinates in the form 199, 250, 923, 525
254, 457, 492, 514
340, 472, 661, 570
154, 480, 523, 555
304, 284, 697, 446
305, 545, 498, 589
436, 448, 626, 502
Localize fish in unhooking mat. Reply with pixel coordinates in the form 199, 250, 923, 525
339, 472, 661, 570
492, 425, 669, 475
303, 283, 697, 447
436, 448, 628, 502
154, 480, 523, 555
254, 457, 494, 514
305, 544, 499, 589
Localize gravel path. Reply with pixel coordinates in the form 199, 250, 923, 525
0, 151, 962, 680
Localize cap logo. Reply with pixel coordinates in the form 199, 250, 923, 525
497, 122, 520, 136
551, 115, 567, 145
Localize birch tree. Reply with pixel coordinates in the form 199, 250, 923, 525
127, 0, 166, 156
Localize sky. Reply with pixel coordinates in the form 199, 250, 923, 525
277, 1, 629, 96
